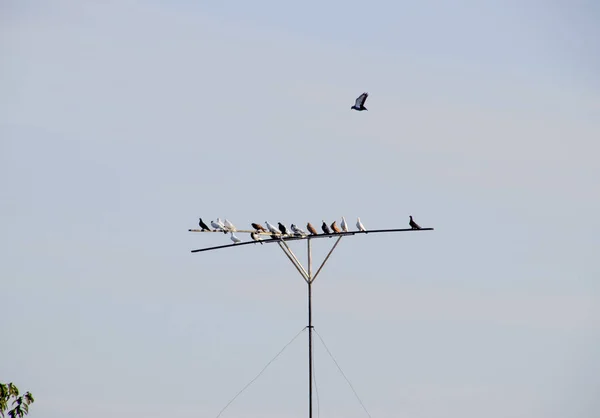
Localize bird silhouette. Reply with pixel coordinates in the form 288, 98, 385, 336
230, 232, 241, 244
331, 221, 341, 233
321, 221, 331, 234
351, 92, 369, 111
409, 216, 421, 230
307, 223, 318, 235
278, 222, 289, 235
199, 218, 210, 231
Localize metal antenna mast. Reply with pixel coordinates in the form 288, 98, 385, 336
190, 225, 433, 418
308, 239, 313, 418
277, 234, 344, 418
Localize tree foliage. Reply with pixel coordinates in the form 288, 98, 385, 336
0, 383, 34, 418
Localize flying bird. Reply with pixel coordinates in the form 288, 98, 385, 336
331, 221, 341, 233
351, 92, 369, 111
251, 223, 266, 232
278, 222, 289, 235
340, 217, 349, 232
198, 218, 210, 231
409, 216, 422, 230
265, 221, 280, 235
251, 232, 263, 245
356, 217, 366, 232
223, 219, 237, 232
291, 224, 306, 236
212, 219, 227, 233
321, 221, 331, 234
230, 232, 242, 244
307, 223, 318, 235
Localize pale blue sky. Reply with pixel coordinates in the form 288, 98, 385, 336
1, 1, 599, 417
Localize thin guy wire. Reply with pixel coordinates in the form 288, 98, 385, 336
314, 328, 373, 418
215, 327, 306, 418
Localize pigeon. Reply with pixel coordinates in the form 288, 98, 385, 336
409, 216, 422, 230
331, 221, 341, 233
223, 219, 237, 232
251, 223, 267, 233
265, 221, 280, 235
230, 232, 241, 244
291, 224, 306, 236
212, 219, 227, 234
321, 221, 331, 234
278, 222, 289, 235
351, 92, 369, 111
356, 217, 366, 232
199, 218, 211, 231
251, 232, 263, 245
340, 217, 349, 232
217, 218, 228, 231
307, 222, 318, 236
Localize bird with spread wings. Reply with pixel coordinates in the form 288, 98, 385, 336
351, 92, 369, 111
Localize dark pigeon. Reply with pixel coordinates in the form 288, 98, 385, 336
351, 92, 369, 111
278, 222, 289, 235
199, 218, 211, 231
409, 216, 421, 230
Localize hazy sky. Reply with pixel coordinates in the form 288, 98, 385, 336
1, 1, 599, 418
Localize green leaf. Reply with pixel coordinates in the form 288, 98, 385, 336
0, 384, 32, 418
0, 384, 8, 399
22, 394, 33, 406
8, 403, 25, 418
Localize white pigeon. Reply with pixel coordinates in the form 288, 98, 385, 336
291, 224, 306, 236
223, 219, 237, 232
251, 232, 263, 245
340, 217, 349, 232
211, 219, 226, 233
356, 217, 366, 232
230, 232, 241, 244
265, 221, 280, 235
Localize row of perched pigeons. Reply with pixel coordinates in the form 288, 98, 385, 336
198, 216, 422, 244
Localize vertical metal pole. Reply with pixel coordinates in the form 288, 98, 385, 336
308, 237, 312, 279
307, 238, 313, 418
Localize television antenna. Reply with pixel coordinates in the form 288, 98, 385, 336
189, 221, 434, 418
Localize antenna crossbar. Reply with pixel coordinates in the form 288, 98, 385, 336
190, 228, 434, 253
